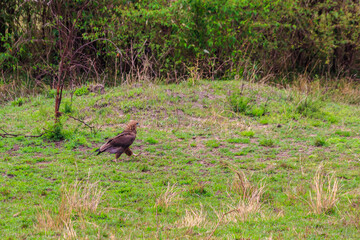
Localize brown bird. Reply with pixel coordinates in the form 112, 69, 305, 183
95, 120, 140, 161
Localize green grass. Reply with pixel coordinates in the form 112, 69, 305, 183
1, 80, 360, 239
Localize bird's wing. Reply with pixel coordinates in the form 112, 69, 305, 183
99, 131, 136, 152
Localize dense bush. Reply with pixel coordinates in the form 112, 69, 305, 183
0, 0, 359, 88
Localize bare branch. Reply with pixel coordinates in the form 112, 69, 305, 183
65, 114, 94, 133
0, 128, 44, 138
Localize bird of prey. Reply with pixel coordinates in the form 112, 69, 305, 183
95, 120, 139, 161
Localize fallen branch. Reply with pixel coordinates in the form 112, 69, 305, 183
65, 114, 95, 133
0, 127, 45, 138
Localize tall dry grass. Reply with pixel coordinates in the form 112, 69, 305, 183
307, 165, 340, 214
36, 178, 106, 234
207, 170, 265, 239
155, 182, 179, 209
178, 204, 207, 228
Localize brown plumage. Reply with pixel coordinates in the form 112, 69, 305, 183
95, 120, 139, 161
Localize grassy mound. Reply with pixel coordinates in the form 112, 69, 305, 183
1, 80, 360, 238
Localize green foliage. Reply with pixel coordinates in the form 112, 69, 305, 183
2, 0, 360, 91
44, 122, 66, 141
259, 138, 275, 147
64, 134, 91, 149
295, 96, 321, 117
11, 97, 26, 107
335, 130, 351, 137
229, 92, 268, 117
63, 100, 72, 114
74, 86, 89, 96
227, 138, 250, 144
314, 137, 327, 147
145, 137, 158, 145
240, 131, 255, 138
46, 89, 57, 99
205, 140, 220, 148
230, 94, 250, 113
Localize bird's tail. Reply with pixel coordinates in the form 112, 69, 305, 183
95, 148, 102, 155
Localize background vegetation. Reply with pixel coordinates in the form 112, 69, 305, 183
1, 0, 360, 102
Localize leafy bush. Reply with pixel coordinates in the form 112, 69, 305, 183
3, 0, 360, 89
44, 122, 66, 141
46, 89, 57, 98
63, 100, 72, 113
74, 86, 89, 96
230, 94, 250, 113
11, 97, 26, 107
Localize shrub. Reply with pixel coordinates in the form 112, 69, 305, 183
229, 94, 250, 113
74, 86, 89, 96
46, 89, 57, 98
44, 122, 66, 141
11, 97, 26, 106
63, 100, 72, 113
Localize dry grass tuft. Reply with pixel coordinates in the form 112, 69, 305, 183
178, 205, 207, 228
307, 165, 340, 214
63, 179, 105, 213
224, 171, 265, 222
207, 170, 265, 239
155, 182, 179, 209
36, 178, 106, 234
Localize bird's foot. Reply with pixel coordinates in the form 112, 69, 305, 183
133, 152, 142, 157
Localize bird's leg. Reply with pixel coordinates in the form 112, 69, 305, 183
133, 152, 142, 157
113, 152, 122, 162
125, 147, 141, 157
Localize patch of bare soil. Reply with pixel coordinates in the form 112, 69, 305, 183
191, 102, 204, 109
2, 172, 15, 178
276, 150, 292, 159
7, 144, 19, 154
197, 91, 220, 100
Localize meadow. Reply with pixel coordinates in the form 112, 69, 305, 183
1, 80, 360, 239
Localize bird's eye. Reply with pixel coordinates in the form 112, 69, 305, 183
136, 123, 139, 125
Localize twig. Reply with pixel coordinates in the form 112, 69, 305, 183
206, 208, 239, 240
65, 114, 94, 133
0, 127, 44, 138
